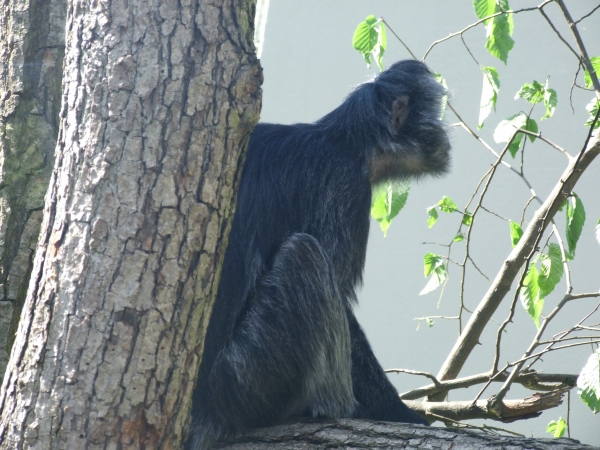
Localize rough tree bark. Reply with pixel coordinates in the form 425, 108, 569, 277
0, 0, 262, 447
0, 0, 66, 381
215, 419, 599, 450
1, 0, 597, 448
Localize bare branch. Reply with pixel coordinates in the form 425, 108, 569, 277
492, 293, 520, 375
565, 292, 600, 302
574, 3, 600, 25
219, 417, 598, 449
538, 6, 581, 62
512, 339, 600, 367
401, 370, 577, 400
433, 132, 600, 392
385, 368, 442, 388
421, 3, 552, 61
556, 0, 600, 96
380, 19, 417, 60
526, 300, 600, 371
491, 229, 595, 404
516, 129, 572, 159
408, 387, 569, 423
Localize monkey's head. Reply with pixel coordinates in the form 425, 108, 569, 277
319, 60, 451, 184
371, 60, 451, 183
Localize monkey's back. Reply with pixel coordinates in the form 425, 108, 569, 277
197, 122, 372, 394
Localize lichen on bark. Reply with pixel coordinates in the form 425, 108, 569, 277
0, 0, 66, 381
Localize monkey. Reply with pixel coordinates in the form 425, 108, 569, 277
187, 59, 451, 449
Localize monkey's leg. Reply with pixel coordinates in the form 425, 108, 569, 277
208, 233, 357, 431
348, 312, 429, 425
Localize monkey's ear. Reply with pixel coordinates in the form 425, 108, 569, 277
391, 96, 410, 133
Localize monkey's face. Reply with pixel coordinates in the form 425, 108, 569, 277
369, 99, 451, 184
368, 60, 452, 183
390, 92, 451, 177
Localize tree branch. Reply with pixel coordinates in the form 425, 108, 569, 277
216, 416, 597, 449
555, 0, 600, 96
409, 387, 570, 423
400, 371, 577, 400
432, 131, 600, 394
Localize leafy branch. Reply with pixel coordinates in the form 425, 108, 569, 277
354, 0, 600, 437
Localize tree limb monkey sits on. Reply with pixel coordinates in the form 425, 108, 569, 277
188, 60, 451, 449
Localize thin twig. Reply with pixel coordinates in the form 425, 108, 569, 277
539, 335, 600, 345
467, 256, 491, 283
526, 301, 600, 371
568, 66, 581, 113
538, 6, 581, 62
480, 206, 510, 222
567, 292, 600, 301
581, 105, 600, 153
520, 196, 536, 226
511, 339, 600, 366
380, 19, 417, 60
421, 3, 553, 61
556, 0, 600, 95
574, 3, 600, 25
516, 129, 572, 159
385, 368, 442, 388
493, 292, 521, 375
402, 369, 578, 400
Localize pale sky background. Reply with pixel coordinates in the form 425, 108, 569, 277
257, 1, 600, 445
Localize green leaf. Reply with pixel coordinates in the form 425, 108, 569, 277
433, 72, 448, 87
473, 0, 497, 22
453, 233, 465, 242
585, 98, 600, 129
371, 181, 410, 236
353, 16, 379, 67
438, 196, 458, 213
493, 112, 527, 157
578, 350, 600, 413
583, 56, 600, 89
462, 211, 473, 227
507, 135, 524, 158
375, 22, 387, 71
423, 252, 441, 277
371, 190, 389, 225
596, 219, 600, 245
478, 66, 500, 129
483, 0, 514, 64
509, 221, 523, 248
426, 318, 435, 328
515, 80, 544, 104
520, 264, 543, 328
434, 73, 448, 119
365, 15, 377, 25
542, 78, 557, 120
546, 418, 567, 438
538, 243, 564, 298
565, 194, 586, 259
420, 253, 447, 296
352, 16, 386, 70
526, 117, 538, 142
427, 206, 438, 228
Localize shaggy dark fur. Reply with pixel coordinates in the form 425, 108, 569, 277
188, 60, 451, 449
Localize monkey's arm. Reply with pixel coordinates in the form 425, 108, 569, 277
347, 311, 429, 426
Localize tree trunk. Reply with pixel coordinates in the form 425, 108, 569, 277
0, 0, 66, 382
215, 419, 599, 450
0, 0, 262, 448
